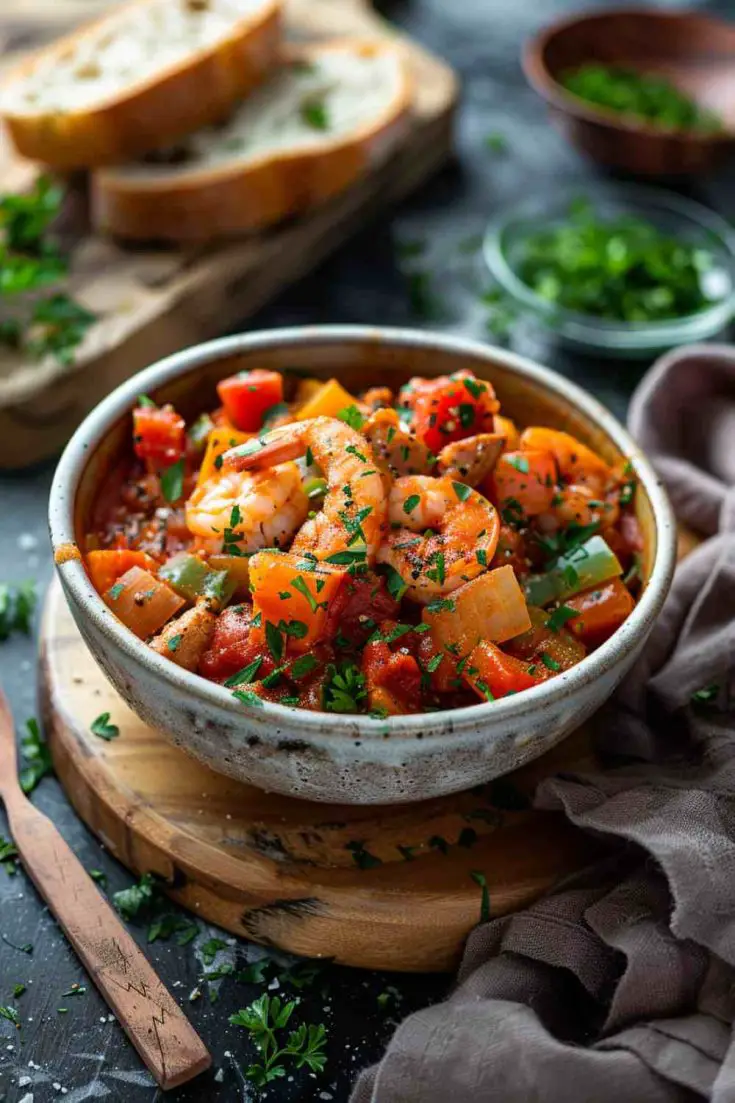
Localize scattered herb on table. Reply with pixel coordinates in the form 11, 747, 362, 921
0, 580, 37, 641
12, 984, 25, 998
470, 870, 491, 923
90, 712, 119, 741
61, 983, 86, 998
0, 836, 18, 876
560, 64, 722, 134
485, 132, 507, 152
229, 994, 327, 1088
112, 872, 159, 922
0, 1004, 19, 1026
19, 718, 53, 795
515, 198, 725, 323
147, 913, 198, 945
691, 684, 720, 707
200, 937, 229, 965
88, 868, 107, 887
1, 934, 32, 954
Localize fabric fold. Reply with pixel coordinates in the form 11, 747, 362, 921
351, 346, 735, 1103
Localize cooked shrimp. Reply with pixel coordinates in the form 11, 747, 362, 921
223, 416, 386, 562
360, 386, 394, 411
185, 462, 308, 554
537, 485, 620, 534
377, 475, 500, 604
436, 432, 504, 486
519, 428, 610, 490
362, 407, 434, 479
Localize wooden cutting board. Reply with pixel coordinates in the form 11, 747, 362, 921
39, 579, 602, 973
0, 0, 458, 469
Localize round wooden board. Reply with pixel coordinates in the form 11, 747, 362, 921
40, 580, 601, 972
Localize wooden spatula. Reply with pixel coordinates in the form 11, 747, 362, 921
0, 686, 211, 1090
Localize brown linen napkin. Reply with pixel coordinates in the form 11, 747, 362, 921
351, 345, 735, 1103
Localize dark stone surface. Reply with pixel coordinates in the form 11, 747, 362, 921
1, 1, 734, 1100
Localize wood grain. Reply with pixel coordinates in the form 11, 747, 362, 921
0, 0, 458, 468
0, 690, 211, 1091
40, 579, 602, 973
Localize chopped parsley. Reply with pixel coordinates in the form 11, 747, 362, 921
470, 870, 491, 922
112, 872, 158, 922
540, 652, 562, 672
336, 405, 365, 430
224, 656, 263, 687
545, 605, 579, 633
300, 97, 329, 130
0, 580, 37, 640
160, 459, 185, 503
19, 718, 52, 794
90, 712, 119, 741
323, 662, 367, 713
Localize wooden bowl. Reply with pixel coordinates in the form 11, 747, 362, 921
524, 8, 735, 175
49, 327, 676, 805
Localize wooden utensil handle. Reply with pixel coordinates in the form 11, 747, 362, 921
6, 795, 210, 1090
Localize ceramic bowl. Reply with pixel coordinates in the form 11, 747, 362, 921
524, 8, 735, 176
49, 326, 676, 805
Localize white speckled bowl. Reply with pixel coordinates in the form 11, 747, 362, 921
49, 326, 676, 805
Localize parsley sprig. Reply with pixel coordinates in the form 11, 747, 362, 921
0, 177, 96, 365
0, 580, 36, 641
230, 994, 327, 1088
323, 662, 367, 713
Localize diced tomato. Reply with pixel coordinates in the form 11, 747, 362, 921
489, 449, 557, 518
133, 404, 185, 468
406, 370, 499, 454
564, 579, 635, 649
198, 605, 270, 681
362, 640, 422, 713
323, 573, 399, 647
505, 607, 586, 670
217, 370, 284, 432
86, 548, 159, 597
464, 640, 547, 700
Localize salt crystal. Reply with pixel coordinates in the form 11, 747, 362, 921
214, 1068, 224, 1083
18, 1094, 33, 1103
18, 1077, 32, 1087
53, 1083, 61, 1091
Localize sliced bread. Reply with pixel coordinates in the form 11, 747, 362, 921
91, 40, 412, 242
0, 0, 282, 170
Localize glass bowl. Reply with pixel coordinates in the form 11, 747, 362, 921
483, 183, 735, 357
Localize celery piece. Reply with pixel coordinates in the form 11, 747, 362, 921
524, 536, 622, 607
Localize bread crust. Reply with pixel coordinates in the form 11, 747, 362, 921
92, 41, 413, 242
1, 0, 282, 169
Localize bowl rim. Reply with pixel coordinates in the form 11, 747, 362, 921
483, 182, 735, 349
523, 7, 735, 145
49, 325, 677, 742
